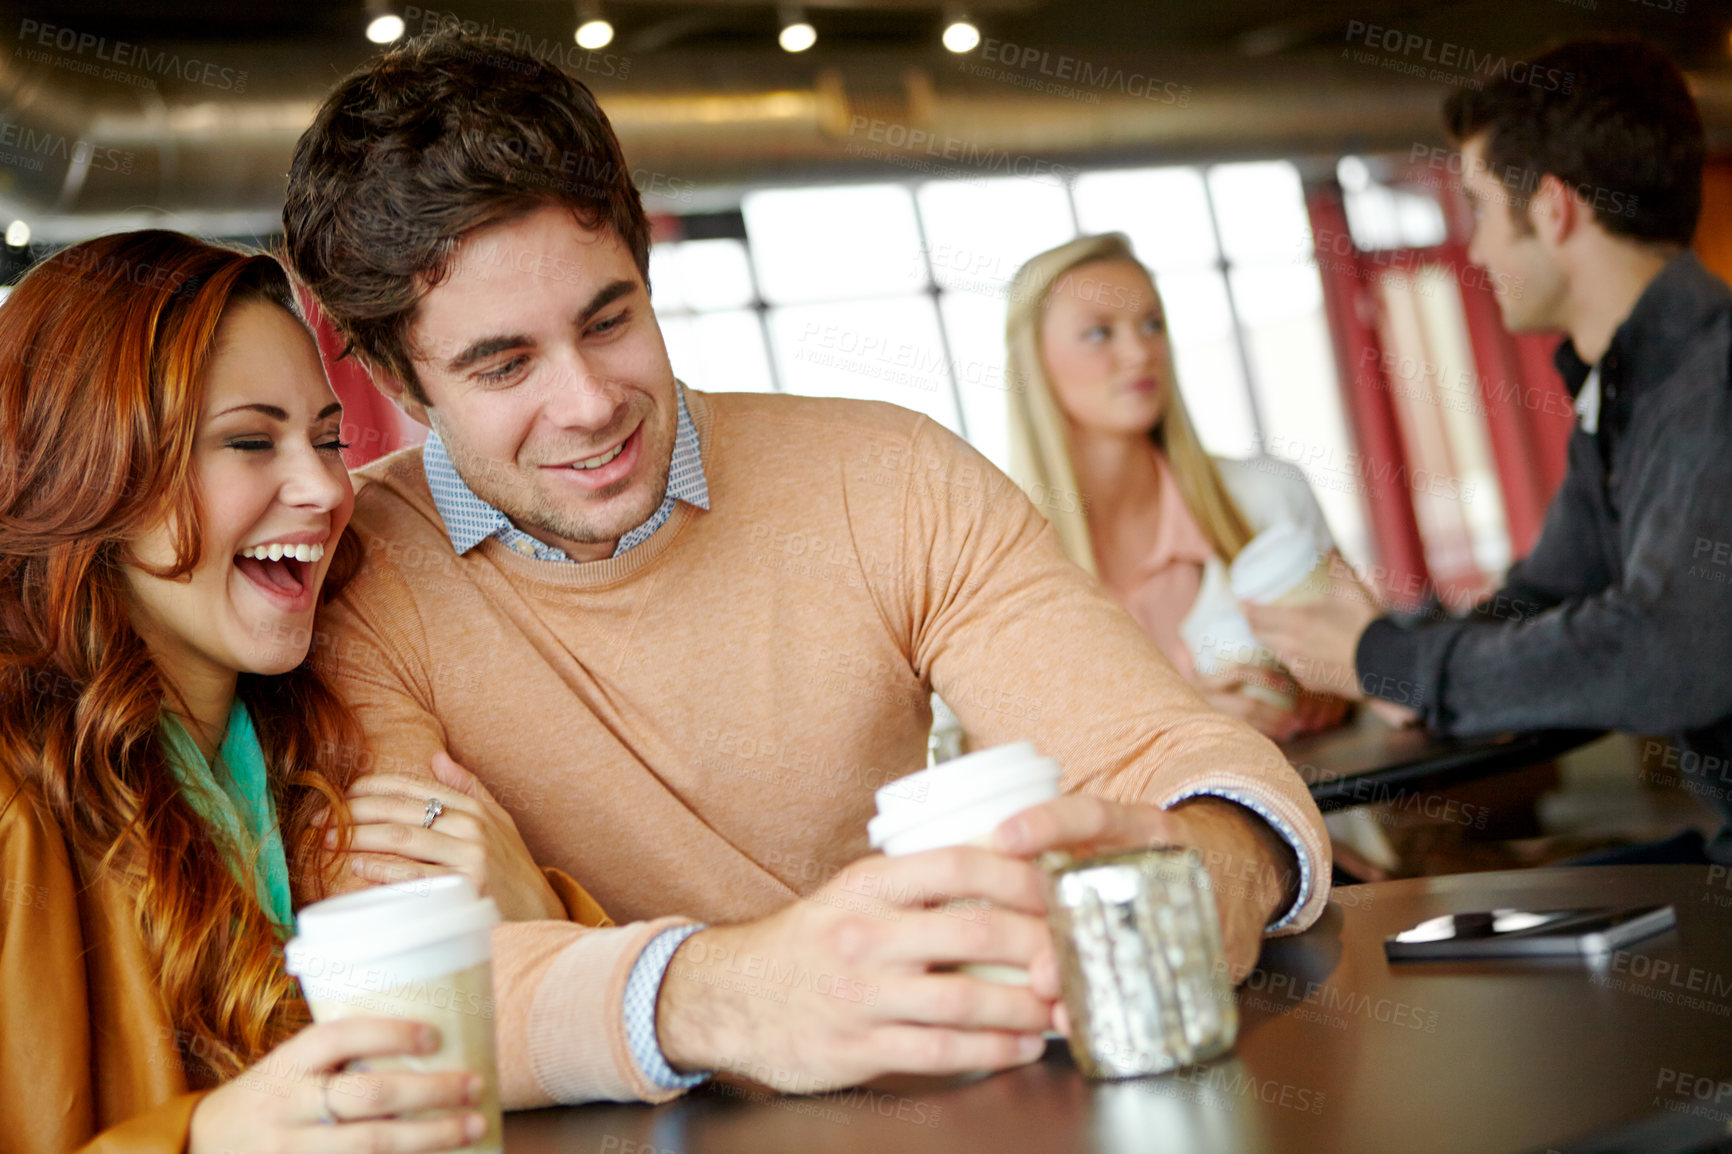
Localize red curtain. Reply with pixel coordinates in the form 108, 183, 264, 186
296, 286, 425, 469
1306, 186, 1431, 605
1307, 186, 1572, 599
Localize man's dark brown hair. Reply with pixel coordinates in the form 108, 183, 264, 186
1443, 36, 1703, 247
282, 31, 650, 404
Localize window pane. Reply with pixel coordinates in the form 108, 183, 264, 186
676, 239, 757, 311
1155, 268, 1257, 459
1207, 161, 1313, 265
938, 291, 1012, 471
1341, 182, 1448, 251
743, 185, 927, 304
662, 310, 776, 394
648, 243, 685, 313
1072, 167, 1219, 272
660, 315, 696, 382
914, 178, 1076, 297
1412, 265, 1509, 575
1229, 261, 1370, 566
766, 297, 961, 432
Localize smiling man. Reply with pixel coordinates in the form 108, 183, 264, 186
1248, 37, 1732, 864
282, 31, 1328, 1107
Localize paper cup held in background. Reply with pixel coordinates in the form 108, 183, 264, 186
285, 875, 502, 1153
1229, 523, 1331, 608
1187, 525, 1333, 710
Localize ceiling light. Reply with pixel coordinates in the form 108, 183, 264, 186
575, 1, 614, 49
779, 7, 816, 53
576, 18, 614, 49
942, 19, 980, 53
365, 8, 404, 44
5, 221, 29, 248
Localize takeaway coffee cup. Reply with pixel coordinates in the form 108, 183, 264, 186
1190, 525, 1331, 710
284, 875, 502, 1153
1229, 523, 1331, 609
869, 742, 1063, 983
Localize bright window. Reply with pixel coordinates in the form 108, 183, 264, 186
767, 297, 962, 432
741, 184, 926, 303
650, 161, 1368, 564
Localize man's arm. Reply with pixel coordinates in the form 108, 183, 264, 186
1477, 430, 1616, 615
1348, 429, 1612, 703
1250, 430, 1614, 713
1355, 403, 1732, 736
317, 571, 700, 1107
881, 418, 1330, 948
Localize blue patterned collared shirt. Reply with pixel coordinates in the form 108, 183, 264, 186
421, 383, 711, 1092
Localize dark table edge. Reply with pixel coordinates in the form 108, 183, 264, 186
1304, 728, 1605, 812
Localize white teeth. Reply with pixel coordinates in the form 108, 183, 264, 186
571, 442, 625, 470
239, 542, 326, 561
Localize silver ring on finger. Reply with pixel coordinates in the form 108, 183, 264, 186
422, 796, 445, 830
317, 1075, 339, 1125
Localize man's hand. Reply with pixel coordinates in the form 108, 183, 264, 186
991, 795, 1299, 983
655, 847, 1058, 1093
1243, 556, 1384, 701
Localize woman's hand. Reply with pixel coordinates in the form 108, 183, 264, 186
1194, 669, 1349, 742
189, 1018, 485, 1154
1194, 669, 1307, 740
1291, 688, 1352, 734
333, 752, 565, 922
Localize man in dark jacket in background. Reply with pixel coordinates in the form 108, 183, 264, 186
1250, 37, 1732, 864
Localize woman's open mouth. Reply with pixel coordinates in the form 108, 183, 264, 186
233, 541, 325, 612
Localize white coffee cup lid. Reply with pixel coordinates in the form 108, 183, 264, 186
284, 874, 500, 976
1229, 524, 1322, 604
868, 742, 1062, 852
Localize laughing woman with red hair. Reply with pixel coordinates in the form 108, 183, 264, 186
0, 231, 604, 1153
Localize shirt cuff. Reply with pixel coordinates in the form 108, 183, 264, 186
621, 922, 711, 1091
1166, 787, 1313, 933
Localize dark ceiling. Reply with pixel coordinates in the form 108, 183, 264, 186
9, 0, 1732, 71
5, 0, 1731, 228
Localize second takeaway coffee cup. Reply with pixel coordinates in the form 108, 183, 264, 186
869, 741, 1063, 983
1228, 522, 1331, 609
1188, 524, 1332, 709
284, 875, 502, 1153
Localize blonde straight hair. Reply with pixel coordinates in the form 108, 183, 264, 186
1005, 232, 1253, 578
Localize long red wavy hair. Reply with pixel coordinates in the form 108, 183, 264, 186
0, 231, 365, 1085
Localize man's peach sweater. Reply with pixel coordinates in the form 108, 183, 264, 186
317, 389, 1330, 1107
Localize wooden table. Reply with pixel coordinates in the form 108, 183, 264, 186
504, 866, 1732, 1154
1280, 710, 1602, 812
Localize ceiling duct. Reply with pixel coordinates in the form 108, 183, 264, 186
2, 39, 1728, 242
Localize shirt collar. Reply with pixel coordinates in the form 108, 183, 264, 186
424, 382, 710, 559
1552, 251, 1732, 399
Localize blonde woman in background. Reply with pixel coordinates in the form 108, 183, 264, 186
1006, 233, 1350, 741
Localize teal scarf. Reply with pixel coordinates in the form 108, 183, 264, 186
160, 699, 295, 939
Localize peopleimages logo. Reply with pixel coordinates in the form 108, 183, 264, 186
1342, 21, 1573, 93
15, 19, 249, 92
0, 119, 133, 175
974, 38, 1192, 106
